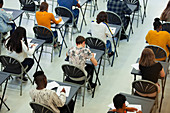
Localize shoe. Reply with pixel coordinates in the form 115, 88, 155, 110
18, 76, 28, 82
87, 83, 96, 91
120, 34, 128, 40
108, 51, 114, 58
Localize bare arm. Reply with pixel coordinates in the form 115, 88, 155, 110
160, 68, 165, 78
90, 54, 97, 66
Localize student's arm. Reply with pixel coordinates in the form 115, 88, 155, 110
90, 53, 98, 66
1, 9, 13, 23
166, 33, 170, 47
160, 68, 165, 78
126, 107, 142, 113
51, 13, 62, 24
22, 41, 36, 56
77, 3, 81, 8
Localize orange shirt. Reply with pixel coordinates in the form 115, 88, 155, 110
145, 30, 170, 61
36, 11, 62, 30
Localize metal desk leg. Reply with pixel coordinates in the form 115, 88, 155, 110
19, 13, 23, 26
128, 13, 135, 38
111, 37, 118, 67
92, 56, 102, 98
142, 0, 148, 24
59, 28, 67, 57
35, 45, 44, 72
92, 0, 98, 17
0, 78, 10, 111
80, 2, 88, 32
134, 74, 136, 81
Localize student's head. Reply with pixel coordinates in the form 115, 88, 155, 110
76, 36, 85, 47
5, 27, 27, 53
33, 71, 47, 88
113, 94, 126, 110
96, 11, 108, 24
0, 0, 3, 8
153, 18, 162, 30
40, 2, 48, 11
139, 48, 156, 66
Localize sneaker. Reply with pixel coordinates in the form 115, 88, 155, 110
18, 76, 28, 82
87, 83, 96, 91
108, 51, 114, 58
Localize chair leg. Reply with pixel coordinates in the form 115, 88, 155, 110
20, 75, 23, 96
51, 46, 54, 62
102, 55, 106, 75
82, 86, 85, 106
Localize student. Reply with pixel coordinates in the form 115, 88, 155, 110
57, 0, 80, 27
160, 1, 170, 22
145, 18, 170, 61
138, 48, 165, 97
4, 27, 35, 82
108, 94, 142, 113
91, 11, 114, 58
36, 2, 62, 47
30, 71, 66, 113
67, 36, 98, 89
0, 0, 15, 36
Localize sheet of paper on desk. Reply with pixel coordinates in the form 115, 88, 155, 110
109, 27, 116, 34
58, 19, 64, 24
127, 104, 141, 113
6, 11, 13, 15
86, 53, 96, 61
46, 81, 60, 90
108, 101, 129, 109
27, 39, 32, 44
56, 86, 71, 97
131, 63, 139, 70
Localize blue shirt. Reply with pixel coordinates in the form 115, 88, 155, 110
57, 0, 78, 11
107, 0, 132, 26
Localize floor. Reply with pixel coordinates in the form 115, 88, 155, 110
1, 0, 170, 113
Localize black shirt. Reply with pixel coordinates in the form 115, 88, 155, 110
139, 62, 162, 83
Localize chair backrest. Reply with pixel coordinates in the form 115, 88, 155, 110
30, 102, 54, 113
145, 45, 167, 61
33, 25, 54, 44
0, 55, 23, 74
85, 37, 106, 51
123, 0, 140, 10
162, 22, 170, 33
62, 64, 86, 81
105, 11, 122, 26
132, 80, 158, 94
55, 6, 74, 24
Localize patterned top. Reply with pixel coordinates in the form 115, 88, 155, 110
0, 8, 13, 33
68, 47, 93, 70
107, 0, 132, 26
30, 88, 66, 113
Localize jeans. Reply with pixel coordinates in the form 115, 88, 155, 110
21, 58, 34, 76
106, 40, 112, 53
9, 23, 15, 35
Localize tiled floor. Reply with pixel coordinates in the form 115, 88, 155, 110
1, 0, 170, 113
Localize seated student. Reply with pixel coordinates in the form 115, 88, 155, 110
91, 11, 114, 58
67, 36, 98, 89
36, 2, 62, 47
108, 94, 142, 113
57, 0, 80, 27
30, 71, 66, 113
4, 27, 35, 82
145, 18, 170, 61
138, 48, 165, 97
0, 0, 15, 36
160, 1, 170, 22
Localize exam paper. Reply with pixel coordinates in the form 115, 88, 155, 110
86, 53, 96, 61
46, 81, 60, 90
131, 63, 139, 70
108, 101, 129, 109
109, 27, 116, 34
6, 11, 13, 15
27, 39, 32, 44
127, 104, 142, 113
56, 86, 71, 97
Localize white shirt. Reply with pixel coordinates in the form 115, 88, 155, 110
5, 40, 36, 62
91, 22, 112, 43
30, 88, 66, 113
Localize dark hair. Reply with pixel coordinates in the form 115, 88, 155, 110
5, 27, 28, 53
76, 36, 85, 45
33, 71, 46, 85
40, 2, 48, 11
153, 18, 162, 30
33, 71, 45, 78
96, 11, 108, 24
0, 0, 3, 5
113, 94, 126, 109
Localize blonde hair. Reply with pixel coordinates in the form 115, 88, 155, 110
139, 48, 156, 66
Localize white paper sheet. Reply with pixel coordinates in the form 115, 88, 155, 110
56, 86, 71, 97
27, 39, 32, 44
46, 81, 60, 90
108, 101, 129, 109
127, 104, 142, 113
109, 27, 116, 34
86, 53, 96, 61
6, 11, 13, 15
131, 63, 139, 70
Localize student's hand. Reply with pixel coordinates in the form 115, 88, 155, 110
31, 44, 36, 48
91, 53, 94, 57
58, 17, 62, 20
126, 107, 138, 112
137, 110, 142, 113
61, 88, 66, 93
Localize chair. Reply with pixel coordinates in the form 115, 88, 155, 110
30, 102, 54, 113
33, 25, 57, 62
106, 11, 128, 45
85, 37, 110, 75
123, 0, 142, 27
62, 64, 92, 106
162, 22, 170, 33
145, 45, 168, 62
0, 55, 33, 96
55, 6, 79, 40
132, 80, 158, 112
